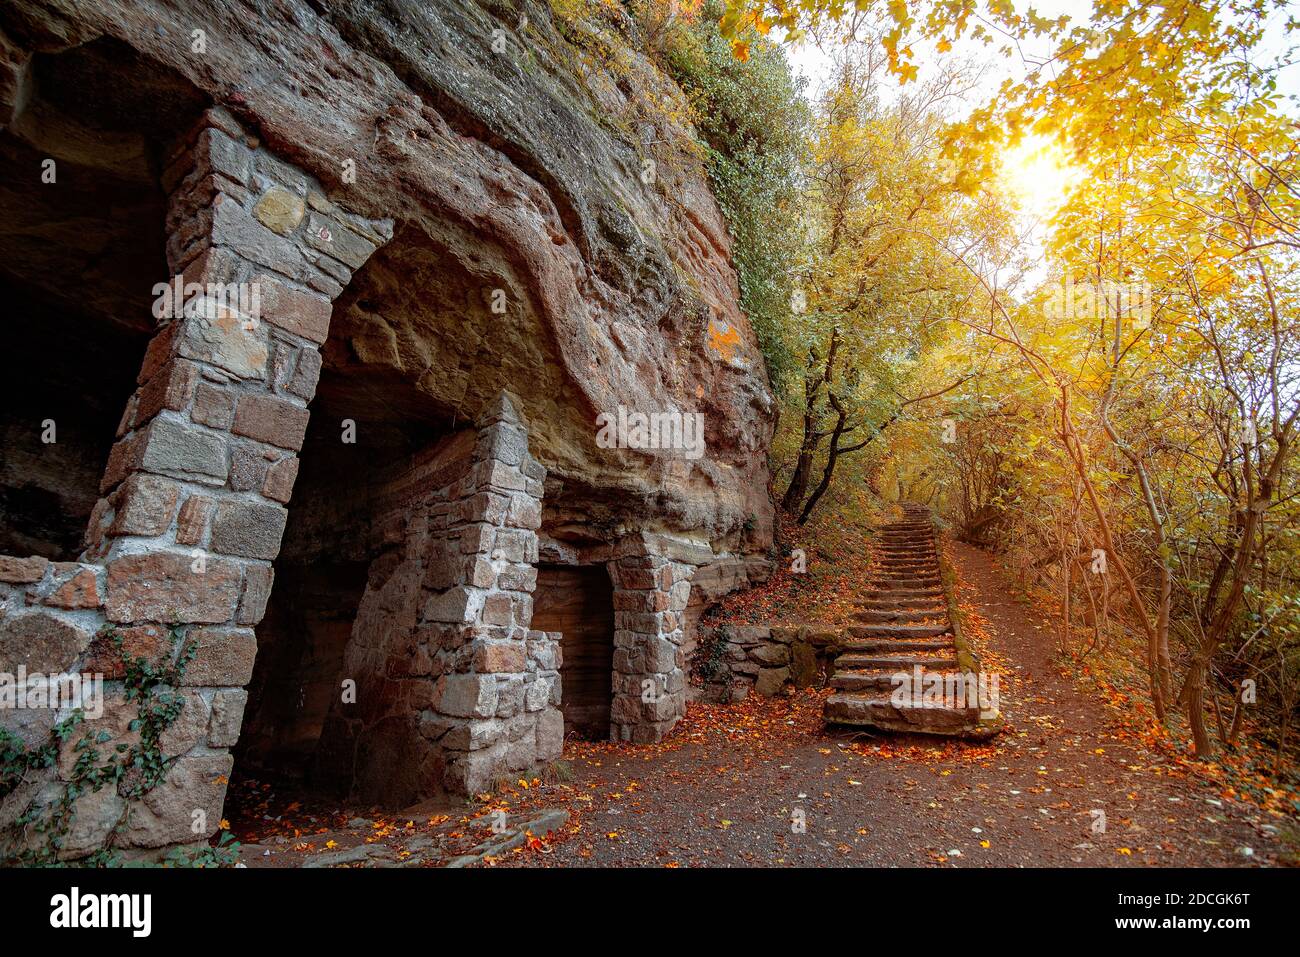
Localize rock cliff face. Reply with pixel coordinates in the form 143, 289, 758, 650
3, 0, 775, 547
0, 0, 776, 857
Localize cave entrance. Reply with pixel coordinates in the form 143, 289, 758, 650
233, 362, 453, 800
531, 564, 615, 740
0, 38, 207, 559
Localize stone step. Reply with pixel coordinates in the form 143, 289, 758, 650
824, 693, 983, 733
853, 607, 947, 622
863, 584, 944, 597
848, 622, 951, 640
835, 653, 959, 670
841, 639, 953, 654
830, 671, 902, 691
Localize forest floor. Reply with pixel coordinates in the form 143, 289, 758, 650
228, 540, 1296, 868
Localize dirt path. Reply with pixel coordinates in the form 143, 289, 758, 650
231, 540, 1288, 867
497, 540, 1285, 867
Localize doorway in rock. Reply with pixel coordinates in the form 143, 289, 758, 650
233, 362, 452, 799
531, 564, 615, 740
0, 38, 207, 559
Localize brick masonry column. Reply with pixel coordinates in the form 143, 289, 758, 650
608, 542, 694, 743
411, 393, 563, 795
54, 107, 391, 852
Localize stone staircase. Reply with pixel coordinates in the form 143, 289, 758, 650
823, 504, 1000, 738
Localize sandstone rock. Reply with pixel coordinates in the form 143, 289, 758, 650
181, 627, 258, 686
105, 552, 241, 624
754, 667, 790, 697
125, 752, 234, 847
209, 500, 288, 560
0, 555, 47, 584
253, 187, 305, 236
0, 610, 91, 674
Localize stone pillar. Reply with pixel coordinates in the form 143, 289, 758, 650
412, 393, 563, 794
608, 541, 694, 743
1, 106, 391, 858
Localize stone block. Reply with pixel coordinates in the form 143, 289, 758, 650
0, 610, 91, 674
285, 347, 322, 400
255, 274, 333, 344
305, 212, 375, 267
134, 357, 199, 425
209, 689, 249, 747
435, 674, 498, 719
105, 552, 241, 624
177, 301, 269, 380
424, 586, 475, 624
210, 500, 288, 560
535, 707, 563, 760
232, 393, 309, 451
191, 383, 236, 429
0, 555, 48, 584
262, 456, 299, 503
182, 627, 258, 685
125, 752, 233, 847
43, 565, 101, 610
472, 641, 526, 674
175, 494, 214, 546
109, 474, 180, 537
138, 417, 229, 485
237, 563, 274, 625
754, 667, 790, 697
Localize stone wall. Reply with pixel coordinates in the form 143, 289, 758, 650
312, 395, 564, 799
691, 624, 844, 703
0, 106, 391, 859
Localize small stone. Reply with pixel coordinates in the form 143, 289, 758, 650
0, 555, 49, 584
262, 456, 299, 503
175, 494, 214, 546
253, 187, 306, 236
44, 566, 101, 610
192, 383, 237, 430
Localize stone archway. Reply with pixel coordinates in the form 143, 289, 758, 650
0, 92, 395, 857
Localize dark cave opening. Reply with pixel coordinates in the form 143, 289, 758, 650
0, 37, 207, 559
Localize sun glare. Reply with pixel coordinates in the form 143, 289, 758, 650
999, 134, 1082, 221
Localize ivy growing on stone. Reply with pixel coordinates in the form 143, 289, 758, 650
0, 624, 235, 867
